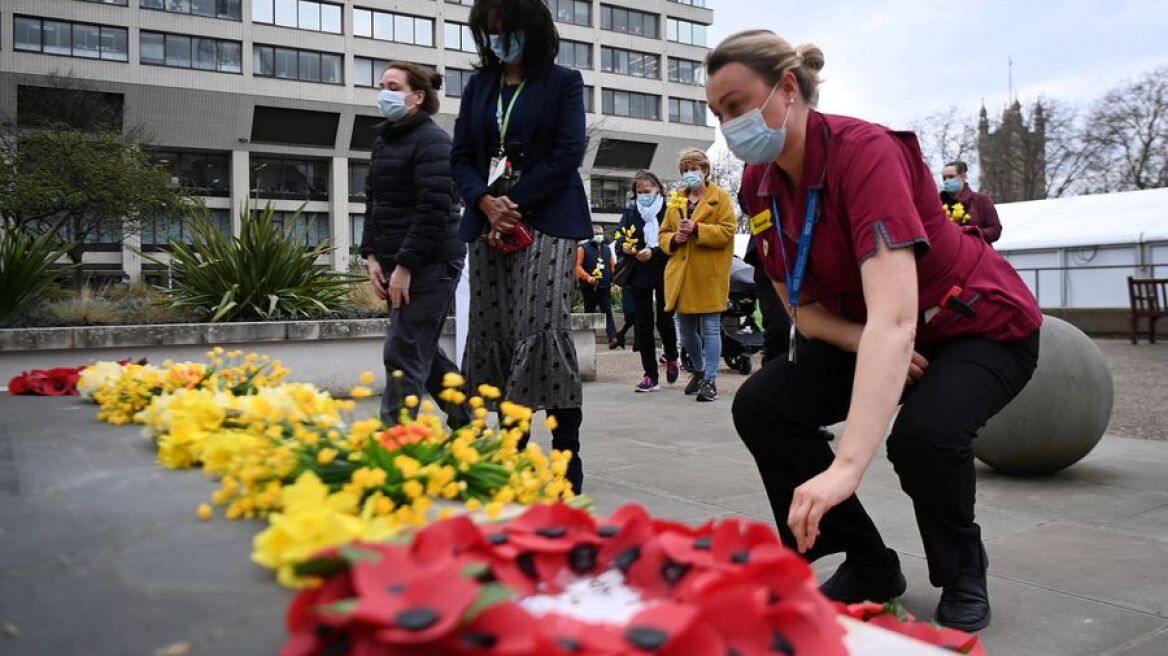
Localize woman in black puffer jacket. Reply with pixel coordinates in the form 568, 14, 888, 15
359, 61, 467, 426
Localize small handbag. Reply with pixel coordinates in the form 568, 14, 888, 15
612, 256, 636, 286
493, 222, 534, 254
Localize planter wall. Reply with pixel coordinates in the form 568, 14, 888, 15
0, 315, 607, 395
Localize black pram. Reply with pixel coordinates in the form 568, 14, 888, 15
721, 256, 765, 374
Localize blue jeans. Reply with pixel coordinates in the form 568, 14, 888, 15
677, 312, 721, 380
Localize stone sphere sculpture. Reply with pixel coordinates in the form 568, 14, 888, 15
973, 315, 1113, 475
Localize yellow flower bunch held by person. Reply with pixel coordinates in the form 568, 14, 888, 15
944, 201, 971, 225
668, 189, 690, 220
615, 225, 640, 254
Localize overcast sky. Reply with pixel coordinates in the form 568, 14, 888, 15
704, 0, 1168, 136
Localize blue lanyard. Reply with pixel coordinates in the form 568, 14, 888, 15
772, 189, 821, 361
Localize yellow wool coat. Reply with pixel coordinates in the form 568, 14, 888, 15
659, 183, 738, 314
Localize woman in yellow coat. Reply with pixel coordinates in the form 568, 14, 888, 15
659, 148, 738, 402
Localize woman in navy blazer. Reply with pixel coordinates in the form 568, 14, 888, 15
451, 0, 591, 493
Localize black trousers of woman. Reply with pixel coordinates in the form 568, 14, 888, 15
731, 332, 1039, 587
631, 282, 678, 382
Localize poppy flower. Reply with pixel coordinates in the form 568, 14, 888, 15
623, 602, 724, 655
355, 569, 480, 644
504, 503, 601, 554
537, 614, 627, 656
440, 601, 544, 655
281, 570, 356, 656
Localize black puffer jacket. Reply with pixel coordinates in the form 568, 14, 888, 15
359, 111, 465, 271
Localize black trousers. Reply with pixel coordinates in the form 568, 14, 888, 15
753, 263, 791, 365
731, 332, 1039, 586
517, 407, 584, 493
631, 282, 678, 381
580, 284, 617, 340
381, 260, 467, 427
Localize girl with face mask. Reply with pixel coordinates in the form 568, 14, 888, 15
450, 0, 591, 494
658, 149, 738, 403
614, 170, 680, 391
708, 30, 1042, 632
358, 62, 467, 428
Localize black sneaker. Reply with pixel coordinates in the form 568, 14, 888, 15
819, 548, 907, 605
683, 372, 705, 395
634, 376, 660, 393
696, 379, 717, 402
665, 360, 680, 384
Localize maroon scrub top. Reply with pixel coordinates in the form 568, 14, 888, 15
741, 110, 1041, 346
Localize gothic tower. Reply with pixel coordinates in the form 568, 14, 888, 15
977, 100, 1047, 202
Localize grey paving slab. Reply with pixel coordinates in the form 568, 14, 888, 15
1107, 626, 1168, 656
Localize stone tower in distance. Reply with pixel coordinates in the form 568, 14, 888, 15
978, 100, 1047, 203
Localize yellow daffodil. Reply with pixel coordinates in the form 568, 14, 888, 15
359, 371, 375, 385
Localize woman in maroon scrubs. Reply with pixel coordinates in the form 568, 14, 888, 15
709, 30, 1041, 632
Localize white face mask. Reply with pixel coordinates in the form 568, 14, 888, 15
377, 89, 409, 121
721, 83, 792, 165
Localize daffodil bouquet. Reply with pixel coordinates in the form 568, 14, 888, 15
668, 189, 690, 221
615, 225, 640, 254
944, 201, 970, 225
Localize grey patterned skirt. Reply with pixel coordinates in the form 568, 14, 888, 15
462, 231, 583, 411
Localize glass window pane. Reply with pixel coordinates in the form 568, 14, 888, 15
254, 45, 274, 75
394, 15, 413, 43
101, 26, 128, 61
613, 8, 627, 31
219, 0, 241, 20
321, 4, 341, 33
43, 21, 72, 55
142, 0, 164, 8
444, 23, 460, 49
600, 6, 611, 30
693, 24, 706, 46
141, 32, 165, 64
666, 19, 677, 42
615, 92, 628, 116
165, 34, 191, 67
373, 12, 392, 40
354, 8, 372, 37
298, 1, 320, 30
70, 23, 100, 58
192, 38, 217, 69
415, 18, 433, 46
14, 17, 42, 51
355, 57, 372, 87
218, 41, 241, 72
461, 26, 474, 52
253, 0, 274, 23
167, 0, 191, 12
275, 48, 298, 78
192, 0, 216, 17
575, 1, 589, 26
274, 0, 297, 27
321, 53, 342, 84
298, 51, 321, 81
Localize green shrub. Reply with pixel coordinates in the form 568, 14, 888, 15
45, 286, 119, 324
0, 225, 71, 323
151, 206, 363, 322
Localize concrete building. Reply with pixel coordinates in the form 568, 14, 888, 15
978, 99, 1047, 204
0, 0, 715, 279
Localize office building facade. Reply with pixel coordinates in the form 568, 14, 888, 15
0, 0, 715, 278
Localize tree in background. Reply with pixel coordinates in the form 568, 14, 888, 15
908, 105, 980, 183
1084, 66, 1168, 192
707, 149, 746, 232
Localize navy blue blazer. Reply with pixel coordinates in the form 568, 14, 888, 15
452, 64, 592, 242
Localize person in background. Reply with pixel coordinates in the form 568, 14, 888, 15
612, 283, 636, 350
709, 29, 1041, 631
659, 149, 737, 402
450, 0, 589, 492
575, 225, 618, 346
360, 61, 467, 428
940, 160, 1002, 243
615, 170, 679, 391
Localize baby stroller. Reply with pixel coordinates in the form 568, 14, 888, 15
721, 256, 765, 374
675, 256, 764, 375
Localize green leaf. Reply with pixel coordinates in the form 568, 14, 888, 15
292, 554, 349, 578
318, 598, 358, 618
339, 545, 382, 565
462, 583, 515, 622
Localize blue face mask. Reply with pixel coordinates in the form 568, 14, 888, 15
721, 83, 791, 165
941, 178, 963, 195
489, 31, 525, 64
377, 89, 409, 121
636, 192, 658, 207
680, 171, 704, 189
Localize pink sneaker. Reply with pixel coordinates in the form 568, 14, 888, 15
665, 360, 680, 384
635, 376, 660, 392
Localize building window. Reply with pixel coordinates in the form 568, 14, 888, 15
590, 177, 628, 212
443, 21, 476, 53
668, 57, 704, 85
79, 0, 128, 5
600, 5, 659, 39
354, 57, 390, 87
348, 161, 369, 201
14, 16, 128, 62
349, 214, 365, 247
151, 150, 232, 196
594, 138, 657, 169
252, 0, 342, 34
601, 46, 659, 79
543, 0, 591, 26
253, 210, 331, 246
601, 88, 660, 121
556, 40, 592, 70
140, 0, 241, 21
254, 45, 343, 84
142, 210, 231, 247
354, 8, 434, 47
669, 97, 707, 126
669, 0, 707, 6
583, 85, 594, 113
250, 157, 330, 201
141, 31, 241, 73
666, 18, 706, 46
445, 68, 473, 97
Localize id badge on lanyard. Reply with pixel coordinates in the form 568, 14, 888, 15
489, 78, 526, 187
773, 190, 822, 363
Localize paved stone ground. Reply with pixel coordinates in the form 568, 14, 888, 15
4, 378, 1168, 655
596, 337, 1168, 440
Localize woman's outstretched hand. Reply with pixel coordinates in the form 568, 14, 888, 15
788, 462, 863, 553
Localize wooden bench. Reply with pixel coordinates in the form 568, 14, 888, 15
1127, 277, 1168, 344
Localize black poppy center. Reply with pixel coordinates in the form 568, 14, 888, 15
772, 631, 796, 655
536, 525, 569, 539
395, 607, 440, 631
626, 626, 670, 651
